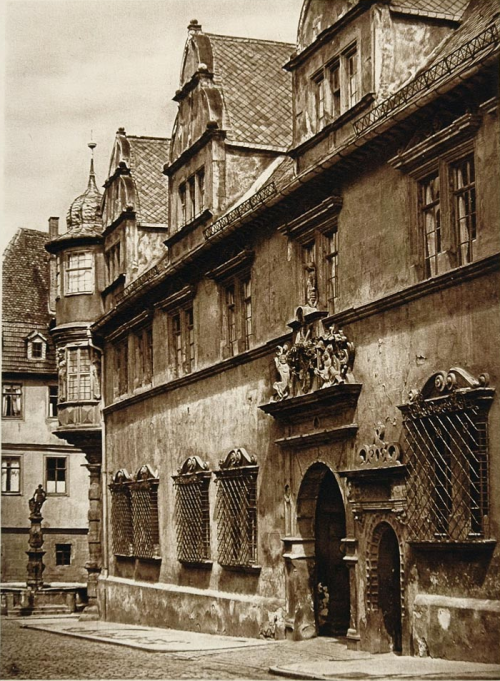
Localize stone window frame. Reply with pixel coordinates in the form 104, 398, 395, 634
64, 249, 94, 295
389, 113, 482, 281
2, 382, 23, 419
214, 448, 259, 570
45, 455, 68, 496
311, 40, 361, 133
207, 251, 255, 359
398, 368, 494, 545
172, 456, 212, 566
157, 285, 196, 380
280, 197, 342, 313
1, 455, 22, 495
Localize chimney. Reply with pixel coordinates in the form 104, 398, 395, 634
48, 217, 59, 239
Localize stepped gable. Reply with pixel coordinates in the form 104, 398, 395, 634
207, 33, 294, 150
2, 228, 55, 374
126, 136, 170, 224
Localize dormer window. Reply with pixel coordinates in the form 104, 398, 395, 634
312, 42, 361, 133
27, 333, 47, 360
65, 251, 94, 294
177, 166, 206, 230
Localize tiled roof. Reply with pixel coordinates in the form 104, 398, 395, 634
391, 0, 469, 20
2, 229, 55, 374
424, 0, 500, 63
127, 136, 170, 224
208, 34, 294, 151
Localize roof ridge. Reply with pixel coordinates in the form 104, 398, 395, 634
127, 135, 171, 142
205, 32, 295, 48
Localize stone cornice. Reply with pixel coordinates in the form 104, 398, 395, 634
102, 332, 292, 415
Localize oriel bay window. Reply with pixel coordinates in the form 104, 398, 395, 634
65, 251, 94, 294
399, 368, 493, 543
173, 456, 211, 565
215, 449, 258, 568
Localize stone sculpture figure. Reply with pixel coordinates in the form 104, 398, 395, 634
57, 349, 67, 402
28, 485, 47, 517
273, 345, 291, 401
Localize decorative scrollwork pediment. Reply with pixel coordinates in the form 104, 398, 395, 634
133, 464, 159, 484
110, 469, 132, 486
271, 308, 355, 402
173, 456, 211, 485
218, 447, 257, 470
357, 424, 401, 468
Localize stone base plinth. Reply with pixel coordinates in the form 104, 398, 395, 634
1, 584, 87, 617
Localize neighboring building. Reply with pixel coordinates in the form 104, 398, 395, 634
1, 228, 89, 584
50, 0, 500, 665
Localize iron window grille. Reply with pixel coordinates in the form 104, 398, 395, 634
172, 456, 211, 564
130, 465, 160, 560
399, 368, 494, 543
215, 448, 258, 568
109, 469, 134, 557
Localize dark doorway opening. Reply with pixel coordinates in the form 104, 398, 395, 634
314, 470, 350, 636
378, 525, 402, 653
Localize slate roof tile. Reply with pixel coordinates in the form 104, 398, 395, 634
127, 136, 170, 224
391, 0, 470, 20
2, 229, 55, 374
208, 34, 294, 150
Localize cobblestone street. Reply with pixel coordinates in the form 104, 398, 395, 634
1, 618, 284, 679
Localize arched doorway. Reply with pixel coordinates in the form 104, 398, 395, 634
376, 523, 402, 653
314, 468, 350, 636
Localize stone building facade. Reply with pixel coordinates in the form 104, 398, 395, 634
49, 0, 499, 664
2, 228, 89, 584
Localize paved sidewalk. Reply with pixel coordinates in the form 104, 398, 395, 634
20, 614, 276, 653
16, 615, 500, 680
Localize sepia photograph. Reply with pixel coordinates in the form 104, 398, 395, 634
1, 0, 499, 679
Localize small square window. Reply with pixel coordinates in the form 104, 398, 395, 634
55, 544, 71, 566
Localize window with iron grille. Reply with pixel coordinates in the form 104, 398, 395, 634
130, 465, 160, 559
109, 470, 134, 557
399, 368, 493, 543
215, 448, 258, 568
173, 456, 211, 564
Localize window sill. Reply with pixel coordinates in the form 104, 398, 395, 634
179, 560, 213, 570
408, 539, 496, 553
219, 564, 261, 573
